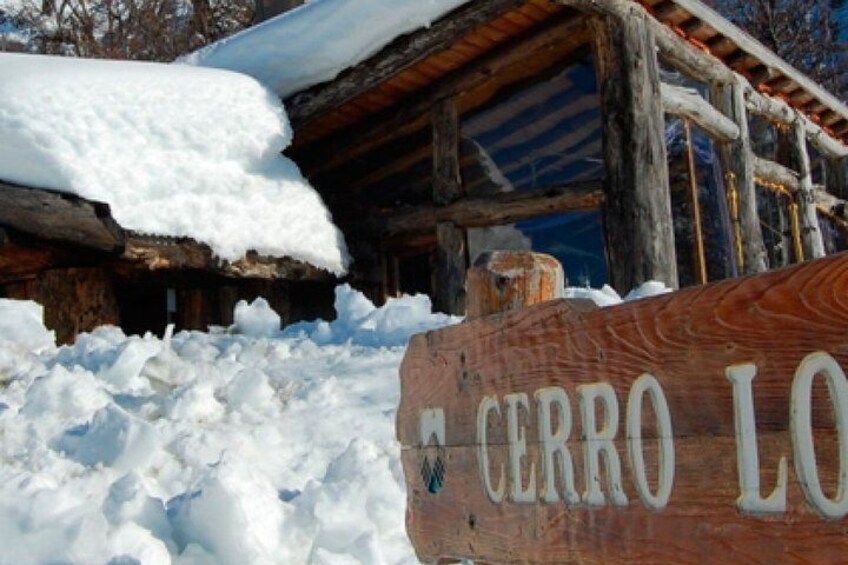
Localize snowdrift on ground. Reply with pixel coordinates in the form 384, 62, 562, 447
0, 53, 349, 274
0, 289, 454, 564
184, 0, 470, 97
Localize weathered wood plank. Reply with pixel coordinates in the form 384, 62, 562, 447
590, 8, 678, 292
286, 0, 526, 128
399, 252, 848, 563
0, 180, 125, 253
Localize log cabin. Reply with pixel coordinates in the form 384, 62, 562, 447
4, 0, 848, 342
276, 0, 848, 313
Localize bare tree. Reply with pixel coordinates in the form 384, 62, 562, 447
2, 0, 254, 60
704, 0, 848, 99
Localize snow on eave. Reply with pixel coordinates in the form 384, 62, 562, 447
183, 0, 471, 98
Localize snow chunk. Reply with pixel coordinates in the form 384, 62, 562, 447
233, 297, 280, 338
0, 299, 55, 351
0, 53, 349, 274
168, 457, 285, 564
54, 404, 159, 472
624, 280, 675, 302
564, 284, 623, 308
185, 0, 470, 97
284, 284, 461, 346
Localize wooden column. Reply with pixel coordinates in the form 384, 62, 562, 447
792, 118, 826, 260
712, 78, 769, 274
434, 222, 467, 315
432, 97, 462, 205
590, 9, 678, 293
432, 96, 467, 314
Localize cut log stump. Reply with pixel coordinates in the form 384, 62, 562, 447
465, 251, 563, 320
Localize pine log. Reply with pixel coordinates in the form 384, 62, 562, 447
753, 157, 800, 193
590, 8, 678, 292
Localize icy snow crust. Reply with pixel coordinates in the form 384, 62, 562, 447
184, 0, 470, 97
0, 53, 349, 274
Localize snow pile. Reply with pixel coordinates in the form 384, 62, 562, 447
564, 280, 674, 307
0, 289, 456, 564
185, 0, 470, 97
0, 53, 349, 274
283, 284, 461, 347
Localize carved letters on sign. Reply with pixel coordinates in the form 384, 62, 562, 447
474, 352, 848, 518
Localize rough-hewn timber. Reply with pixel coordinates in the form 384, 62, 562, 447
590, 6, 678, 292
433, 222, 466, 315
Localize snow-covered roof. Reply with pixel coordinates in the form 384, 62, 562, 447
0, 53, 350, 275
183, 0, 470, 98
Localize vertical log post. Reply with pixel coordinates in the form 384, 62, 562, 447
792, 117, 826, 260
432, 96, 467, 314
465, 251, 564, 319
434, 222, 467, 314
712, 78, 768, 273
590, 8, 679, 293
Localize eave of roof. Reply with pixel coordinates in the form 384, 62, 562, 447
287, 0, 848, 148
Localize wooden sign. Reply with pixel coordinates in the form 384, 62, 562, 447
398, 253, 848, 563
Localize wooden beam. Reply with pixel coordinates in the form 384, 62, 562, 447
650, 13, 734, 84
590, 6, 678, 292
791, 118, 826, 259
432, 97, 462, 205
286, 0, 526, 128
381, 181, 604, 237
712, 77, 768, 274
661, 82, 739, 142
121, 236, 334, 281
433, 222, 467, 315
753, 156, 800, 193
0, 180, 125, 253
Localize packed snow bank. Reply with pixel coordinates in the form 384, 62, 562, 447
184, 0, 470, 97
0, 288, 457, 564
0, 53, 349, 274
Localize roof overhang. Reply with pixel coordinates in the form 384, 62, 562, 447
286, 0, 848, 149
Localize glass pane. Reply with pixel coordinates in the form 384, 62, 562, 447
756, 183, 795, 268
467, 211, 607, 288
666, 118, 737, 286
459, 53, 602, 196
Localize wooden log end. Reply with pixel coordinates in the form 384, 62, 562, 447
465, 251, 564, 320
